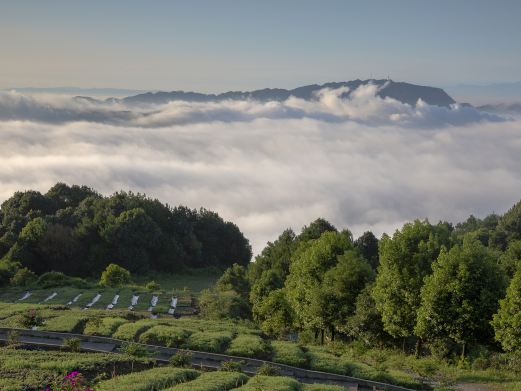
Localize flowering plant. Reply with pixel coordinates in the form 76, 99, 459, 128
44, 371, 94, 391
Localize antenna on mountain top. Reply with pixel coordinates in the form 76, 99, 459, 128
387, 74, 390, 81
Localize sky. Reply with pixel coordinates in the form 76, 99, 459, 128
1, 0, 521, 92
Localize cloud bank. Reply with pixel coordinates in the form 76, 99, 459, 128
0, 85, 519, 254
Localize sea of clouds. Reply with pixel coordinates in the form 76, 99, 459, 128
0, 84, 520, 254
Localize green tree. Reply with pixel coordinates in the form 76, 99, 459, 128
6, 217, 48, 274
354, 231, 379, 270
216, 263, 250, 299
99, 263, 131, 287
416, 237, 506, 357
250, 270, 283, 311
372, 220, 449, 346
298, 218, 337, 242
285, 231, 351, 338
492, 199, 521, 249
499, 240, 521, 278
492, 266, 521, 351
253, 289, 295, 337
321, 250, 374, 337
248, 229, 296, 282
347, 284, 391, 347
102, 207, 162, 273
198, 289, 251, 320
9, 267, 36, 287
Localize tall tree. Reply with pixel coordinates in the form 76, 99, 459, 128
492, 265, 521, 351
499, 240, 521, 278
416, 237, 506, 357
354, 231, 379, 270
372, 220, 449, 344
216, 263, 250, 299
298, 218, 337, 243
285, 231, 351, 338
248, 229, 296, 282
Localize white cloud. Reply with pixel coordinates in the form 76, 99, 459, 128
0, 86, 519, 254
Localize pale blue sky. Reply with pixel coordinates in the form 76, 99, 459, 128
1, 0, 520, 91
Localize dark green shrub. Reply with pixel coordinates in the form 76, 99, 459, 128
170, 350, 193, 368
63, 337, 82, 352
219, 360, 245, 372
256, 363, 280, 376
20, 308, 43, 328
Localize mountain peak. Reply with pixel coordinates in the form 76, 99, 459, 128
120, 80, 456, 107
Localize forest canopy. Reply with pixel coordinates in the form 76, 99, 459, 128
0, 183, 252, 279
209, 199, 521, 358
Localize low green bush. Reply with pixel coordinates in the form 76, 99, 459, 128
225, 334, 271, 359
112, 319, 156, 341
40, 314, 87, 333
235, 375, 300, 390
146, 280, 161, 291
163, 371, 248, 391
96, 366, 199, 391
271, 341, 308, 368
306, 347, 349, 375
63, 337, 81, 352
256, 363, 281, 376
183, 331, 233, 353
139, 325, 191, 347
84, 317, 127, 336
219, 360, 245, 372
170, 350, 193, 368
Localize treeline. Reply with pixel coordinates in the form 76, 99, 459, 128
0, 183, 251, 283
209, 202, 521, 359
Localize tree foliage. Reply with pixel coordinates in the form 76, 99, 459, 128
216, 263, 250, 299
416, 237, 506, 350
372, 220, 451, 338
0, 183, 252, 276
492, 266, 521, 351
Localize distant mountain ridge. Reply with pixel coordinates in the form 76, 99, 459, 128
119, 79, 456, 107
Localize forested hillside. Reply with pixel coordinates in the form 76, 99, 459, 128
210, 200, 521, 359
0, 183, 251, 280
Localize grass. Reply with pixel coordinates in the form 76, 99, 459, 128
138, 325, 192, 347
96, 366, 199, 391
134, 267, 222, 293
271, 341, 308, 368
163, 371, 248, 391
235, 375, 301, 390
183, 330, 233, 353
225, 334, 271, 359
